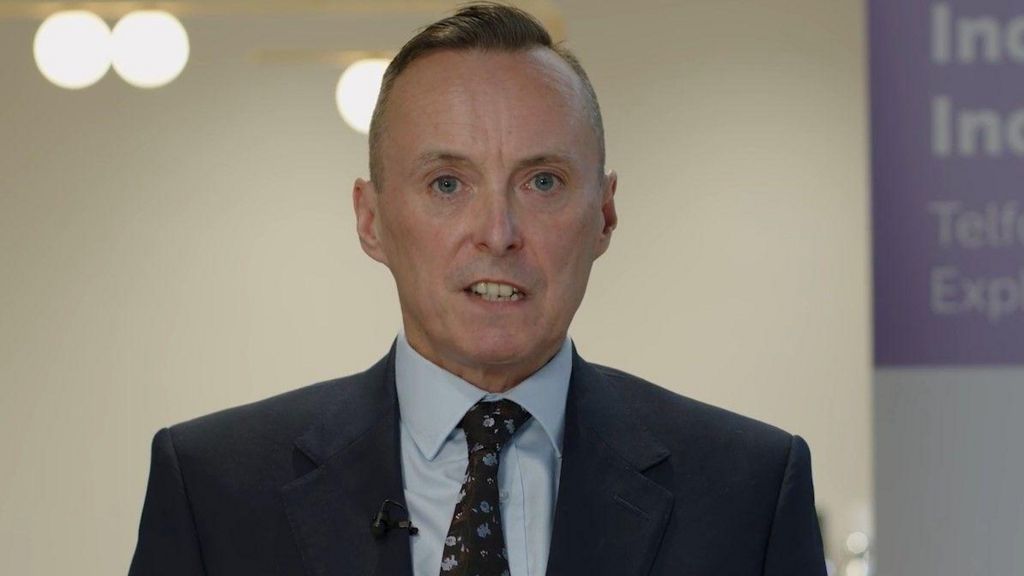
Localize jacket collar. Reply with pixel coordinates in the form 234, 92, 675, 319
544, 344, 674, 575
281, 340, 674, 576
394, 331, 573, 461
563, 343, 671, 471
281, 340, 414, 576
290, 341, 398, 467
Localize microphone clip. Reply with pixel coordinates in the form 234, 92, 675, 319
371, 499, 419, 540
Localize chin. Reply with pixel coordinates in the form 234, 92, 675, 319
457, 331, 535, 366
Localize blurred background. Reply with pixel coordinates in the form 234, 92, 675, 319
1, 1, 871, 574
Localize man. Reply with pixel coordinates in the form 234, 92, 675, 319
129, 3, 826, 575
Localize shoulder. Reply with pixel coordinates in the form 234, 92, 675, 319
589, 362, 797, 470
167, 376, 345, 450
579, 366, 823, 568
167, 348, 391, 449
161, 359, 384, 483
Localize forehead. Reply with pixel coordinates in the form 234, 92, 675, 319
380, 47, 598, 172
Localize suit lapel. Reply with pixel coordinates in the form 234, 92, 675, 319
278, 342, 674, 576
280, 343, 414, 576
546, 348, 675, 576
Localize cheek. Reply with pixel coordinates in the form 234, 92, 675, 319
381, 199, 424, 256
565, 204, 605, 278
539, 224, 597, 296
382, 207, 456, 288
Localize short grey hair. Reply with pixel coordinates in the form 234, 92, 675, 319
367, 2, 605, 189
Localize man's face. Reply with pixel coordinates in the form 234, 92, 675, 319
354, 47, 617, 388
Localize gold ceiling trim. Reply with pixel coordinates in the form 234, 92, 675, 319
0, 0, 565, 39
250, 49, 395, 68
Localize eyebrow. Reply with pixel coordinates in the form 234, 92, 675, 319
512, 153, 574, 173
414, 151, 474, 171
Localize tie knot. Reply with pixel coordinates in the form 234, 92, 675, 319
459, 399, 532, 453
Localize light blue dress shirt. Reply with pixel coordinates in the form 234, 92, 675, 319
394, 331, 572, 576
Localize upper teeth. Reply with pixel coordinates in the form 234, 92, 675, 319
470, 282, 521, 298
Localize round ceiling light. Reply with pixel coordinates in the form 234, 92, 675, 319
335, 58, 390, 134
33, 11, 112, 89
111, 11, 190, 89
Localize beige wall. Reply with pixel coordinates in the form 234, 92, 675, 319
0, 1, 869, 573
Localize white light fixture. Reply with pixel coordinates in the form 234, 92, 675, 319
844, 531, 870, 555
843, 558, 868, 576
33, 11, 111, 89
335, 58, 389, 134
111, 11, 189, 89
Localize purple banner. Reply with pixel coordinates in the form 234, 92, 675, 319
871, 0, 1024, 365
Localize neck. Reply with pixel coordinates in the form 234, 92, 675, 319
403, 332, 564, 394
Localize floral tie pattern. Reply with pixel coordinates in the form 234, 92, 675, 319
438, 399, 532, 576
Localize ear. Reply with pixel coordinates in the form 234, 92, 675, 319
352, 178, 388, 265
594, 169, 618, 259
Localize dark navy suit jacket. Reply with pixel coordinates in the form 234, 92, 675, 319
129, 342, 826, 575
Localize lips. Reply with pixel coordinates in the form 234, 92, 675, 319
464, 278, 528, 293
464, 280, 527, 302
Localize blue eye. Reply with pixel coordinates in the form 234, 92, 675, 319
531, 172, 559, 192
431, 175, 461, 196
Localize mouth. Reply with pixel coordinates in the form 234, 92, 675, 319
463, 280, 527, 303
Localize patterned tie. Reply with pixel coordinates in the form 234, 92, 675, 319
438, 399, 532, 575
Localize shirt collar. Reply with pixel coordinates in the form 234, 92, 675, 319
394, 331, 572, 461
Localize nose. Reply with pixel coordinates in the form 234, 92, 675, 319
472, 189, 523, 255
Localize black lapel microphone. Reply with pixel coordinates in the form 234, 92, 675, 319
370, 499, 419, 539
